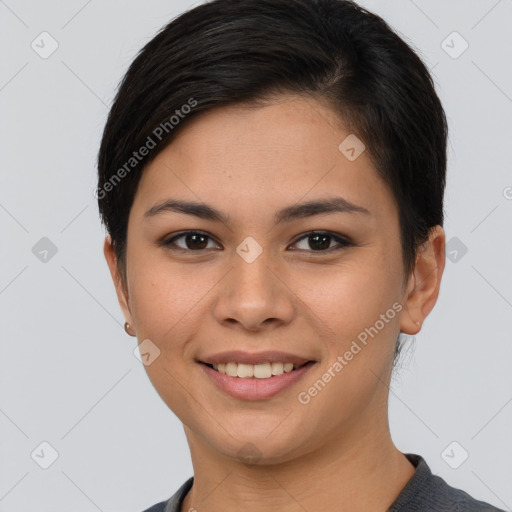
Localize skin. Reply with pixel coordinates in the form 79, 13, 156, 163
104, 94, 445, 511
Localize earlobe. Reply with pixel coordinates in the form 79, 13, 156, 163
399, 225, 446, 335
103, 235, 135, 330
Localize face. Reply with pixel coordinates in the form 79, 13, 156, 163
105, 94, 444, 465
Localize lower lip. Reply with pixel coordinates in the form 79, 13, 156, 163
199, 362, 316, 400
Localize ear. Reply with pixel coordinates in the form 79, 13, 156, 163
400, 225, 446, 335
103, 235, 134, 328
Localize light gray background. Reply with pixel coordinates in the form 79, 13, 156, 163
1, 0, 511, 510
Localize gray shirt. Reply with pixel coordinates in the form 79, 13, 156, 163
141, 453, 506, 512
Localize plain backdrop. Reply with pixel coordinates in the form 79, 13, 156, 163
1, 0, 511, 510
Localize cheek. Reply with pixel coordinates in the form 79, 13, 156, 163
126, 254, 196, 343
126, 252, 226, 355
126, 259, 207, 411
304, 256, 402, 336
294, 264, 401, 432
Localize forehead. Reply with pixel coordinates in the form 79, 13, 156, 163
164, 95, 347, 167
132, 95, 397, 227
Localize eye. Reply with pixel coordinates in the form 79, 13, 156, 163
161, 231, 221, 252
289, 231, 353, 252
160, 230, 353, 254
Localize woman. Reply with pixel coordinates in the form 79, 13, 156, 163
97, 0, 505, 510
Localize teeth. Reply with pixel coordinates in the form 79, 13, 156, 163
212, 361, 300, 378
254, 363, 272, 379
237, 363, 253, 378
225, 362, 238, 377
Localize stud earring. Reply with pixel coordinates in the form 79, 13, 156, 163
124, 322, 136, 337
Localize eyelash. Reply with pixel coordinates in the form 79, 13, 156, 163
160, 230, 354, 254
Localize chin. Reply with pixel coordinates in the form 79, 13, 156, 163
209, 429, 309, 466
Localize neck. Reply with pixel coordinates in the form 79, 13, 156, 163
181, 418, 415, 512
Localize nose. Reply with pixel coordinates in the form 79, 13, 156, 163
212, 249, 296, 332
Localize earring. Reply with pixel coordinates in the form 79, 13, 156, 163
124, 321, 136, 337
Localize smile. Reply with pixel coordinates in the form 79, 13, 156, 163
200, 360, 316, 400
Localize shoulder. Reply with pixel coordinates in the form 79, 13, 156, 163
139, 501, 168, 512
389, 453, 506, 512
140, 477, 194, 512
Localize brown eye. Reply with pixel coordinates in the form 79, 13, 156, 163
161, 230, 353, 254
290, 231, 353, 252
162, 231, 220, 251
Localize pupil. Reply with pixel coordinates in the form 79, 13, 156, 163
187, 234, 208, 250
310, 234, 330, 250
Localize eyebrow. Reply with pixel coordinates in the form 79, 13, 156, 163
144, 196, 371, 225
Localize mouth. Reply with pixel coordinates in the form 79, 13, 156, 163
198, 358, 317, 400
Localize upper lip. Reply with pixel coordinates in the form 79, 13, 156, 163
199, 350, 315, 366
